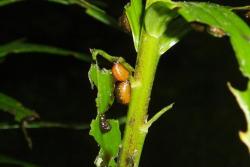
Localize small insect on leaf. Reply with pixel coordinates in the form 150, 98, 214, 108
112, 63, 129, 82
207, 26, 226, 38
116, 81, 131, 105
99, 114, 111, 133
246, 11, 250, 19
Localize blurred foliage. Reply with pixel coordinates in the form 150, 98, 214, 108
0, 92, 38, 122
0, 40, 91, 62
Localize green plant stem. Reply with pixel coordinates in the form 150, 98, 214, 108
118, 32, 160, 167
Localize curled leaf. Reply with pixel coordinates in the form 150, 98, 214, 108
90, 118, 121, 166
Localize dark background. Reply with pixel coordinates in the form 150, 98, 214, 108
0, 0, 250, 166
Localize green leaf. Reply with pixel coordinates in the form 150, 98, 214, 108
88, 64, 115, 114
229, 83, 250, 152
0, 40, 91, 62
175, 1, 250, 152
0, 92, 38, 122
144, 2, 190, 54
144, 2, 178, 38
159, 17, 190, 54
145, 103, 173, 129
177, 2, 250, 78
90, 118, 121, 166
0, 154, 40, 167
125, 0, 143, 51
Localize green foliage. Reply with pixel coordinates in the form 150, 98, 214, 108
90, 49, 134, 72
125, 0, 143, 51
159, 17, 190, 54
177, 2, 250, 78
146, 103, 173, 129
118, 1, 250, 166
0, 40, 91, 62
144, 2, 177, 38
88, 49, 124, 166
168, 1, 250, 151
144, 1, 190, 54
1, 0, 250, 166
88, 64, 115, 114
90, 118, 121, 167
0, 0, 21, 6
0, 92, 38, 122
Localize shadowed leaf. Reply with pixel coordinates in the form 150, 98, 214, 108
0, 154, 40, 167
0, 92, 38, 122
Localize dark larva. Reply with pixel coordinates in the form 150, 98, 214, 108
99, 114, 111, 133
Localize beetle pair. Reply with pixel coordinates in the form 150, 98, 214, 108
112, 63, 131, 105
99, 62, 131, 134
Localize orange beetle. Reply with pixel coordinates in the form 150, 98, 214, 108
116, 81, 131, 105
112, 63, 129, 82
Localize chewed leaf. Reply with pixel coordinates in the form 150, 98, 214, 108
229, 83, 250, 151
0, 93, 38, 122
88, 64, 98, 89
177, 2, 250, 78
88, 64, 115, 114
90, 118, 121, 166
